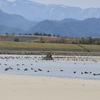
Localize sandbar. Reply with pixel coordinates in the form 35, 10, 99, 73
0, 74, 100, 100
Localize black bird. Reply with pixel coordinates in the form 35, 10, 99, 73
24, 68, 28, 71
60, 70, 63, 72
73, 71, 76, 74
38, 69, 42, 71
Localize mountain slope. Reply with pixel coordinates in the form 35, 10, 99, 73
0, 9, 37, 33
0, 25, 22, 33
29, 18, 100, 37
0, 0, 100, 21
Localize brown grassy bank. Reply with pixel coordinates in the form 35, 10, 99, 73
0, 41, 100, 55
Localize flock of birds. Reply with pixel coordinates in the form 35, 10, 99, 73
0, 55, 99, 77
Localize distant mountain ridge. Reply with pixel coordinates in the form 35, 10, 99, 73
0, 5, 100, 37
29, 18, 100, 37
0, 0, 100, 21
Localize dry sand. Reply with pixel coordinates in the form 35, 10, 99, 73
0, 74, 100, 100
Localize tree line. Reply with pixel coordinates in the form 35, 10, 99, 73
3, 33, 100, 45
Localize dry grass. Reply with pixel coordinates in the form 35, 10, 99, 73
82, 45, 100, 51
0, 42, 82, 50
0, 41, 100, 55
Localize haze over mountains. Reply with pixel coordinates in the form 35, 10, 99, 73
0, 0, 100, 37
0, 9, 37, 33
1, 0, 100, 21
30, 18, 100, 37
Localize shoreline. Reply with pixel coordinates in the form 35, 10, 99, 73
0, 54, 100, 61
0, 50, 100, 56
2, 73, 100, 81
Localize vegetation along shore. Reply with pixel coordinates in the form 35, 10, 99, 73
0, 34, 100, 55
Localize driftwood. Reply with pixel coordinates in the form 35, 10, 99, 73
43, 53, 53, 60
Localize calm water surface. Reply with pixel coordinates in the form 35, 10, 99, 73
0, 55, 100, 79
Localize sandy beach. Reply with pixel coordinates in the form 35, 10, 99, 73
0, 74, 100, 100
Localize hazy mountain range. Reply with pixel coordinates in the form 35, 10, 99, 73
0, 0, 100, 21
30, 18, 100, 37
0, 9, 37, 33
0, 9, 100, 37
0, 0, 100, 37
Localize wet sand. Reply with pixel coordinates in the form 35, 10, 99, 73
0, 74, 100, 100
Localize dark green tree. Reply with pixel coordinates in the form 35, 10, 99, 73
14, 37, 19, 42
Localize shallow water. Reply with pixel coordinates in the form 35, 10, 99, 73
0, 55, 100, 79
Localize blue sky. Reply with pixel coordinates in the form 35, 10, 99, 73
8, 0, 100, 8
